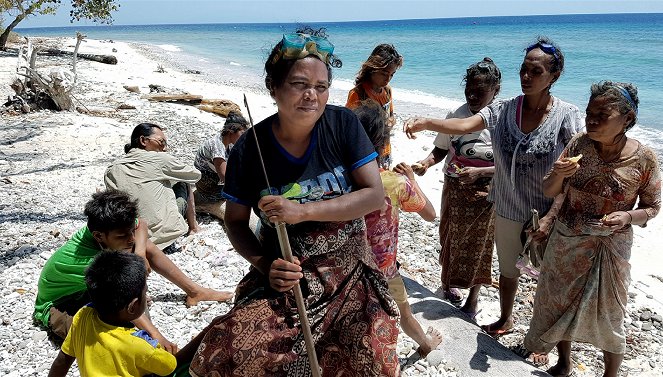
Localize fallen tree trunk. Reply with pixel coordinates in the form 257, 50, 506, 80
3, 47, 117, 65
196, 99, 242, 117
42, 48, 117, 65
144, 94, 203, 104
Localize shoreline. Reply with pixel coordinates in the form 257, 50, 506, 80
1, 36, 663, 376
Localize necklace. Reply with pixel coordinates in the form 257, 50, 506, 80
529, 95, 552, 112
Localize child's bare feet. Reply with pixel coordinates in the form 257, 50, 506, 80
417, 327, 443, 357
186, 287, 233, 307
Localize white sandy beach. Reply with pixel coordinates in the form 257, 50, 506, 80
1, 36, 662, 376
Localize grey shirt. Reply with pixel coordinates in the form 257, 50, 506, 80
480, 96, 583, 222
104, 148, 201, 249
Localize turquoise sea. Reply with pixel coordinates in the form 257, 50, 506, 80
16, 13, 663, 152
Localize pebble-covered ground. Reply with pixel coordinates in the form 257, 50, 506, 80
1, 39, 662, 376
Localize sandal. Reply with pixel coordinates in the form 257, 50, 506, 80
443, 288, 464, 303
510, 344, 549, 366
460, 308, 482, 322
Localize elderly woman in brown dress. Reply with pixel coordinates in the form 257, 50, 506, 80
524, 82, 661, 377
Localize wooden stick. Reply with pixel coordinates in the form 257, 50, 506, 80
243, 94, 322, 377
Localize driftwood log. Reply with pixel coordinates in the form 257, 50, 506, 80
42, 48, 118, 65
4, 47, 117, 65
6, 33, 86, 112
196, 99, 242, 117
143, 93, 203, 104
143, 93, 241, 117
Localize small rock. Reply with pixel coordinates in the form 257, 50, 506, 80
641, 310, 652, 321
31, 331, 48, 342
123, 85, 140, 93
628, 291, 637, 299
647, 294, 654, 299
642, 322, 653, 331
652, 314, 662, 323
426, 349, 445, 367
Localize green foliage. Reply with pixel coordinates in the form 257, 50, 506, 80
71, 0, 119, 24
1, 0, 118, 48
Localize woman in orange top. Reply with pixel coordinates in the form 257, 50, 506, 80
346, 44, 403, 167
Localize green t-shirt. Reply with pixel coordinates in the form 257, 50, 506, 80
33, 227, 101, 327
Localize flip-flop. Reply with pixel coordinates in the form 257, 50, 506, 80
461, 308, 482, 322
481, 323, 514, 337
510, 344, 549, 366
444, 288, 464, 303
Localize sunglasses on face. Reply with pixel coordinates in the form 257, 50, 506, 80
275, 33, 335, 64
145, 137, 167, 147
526, 42, 559, 66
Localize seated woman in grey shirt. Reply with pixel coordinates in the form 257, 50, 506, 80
404, 36, 583, 340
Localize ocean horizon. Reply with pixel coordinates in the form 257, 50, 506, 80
15, 13, 663, 155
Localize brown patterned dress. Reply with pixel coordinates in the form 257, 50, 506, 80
525, 133, 661, 354
439, 176, 495, 289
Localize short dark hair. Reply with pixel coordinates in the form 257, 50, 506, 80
464, 57, 502, 95
264, 26, 342, 95
85, 251, 147, 317
589, 81, 639, 130
354, 44, 403, 86
525, 36, 565, 74
124, 123, 162, 153
221, 111, 249, 137
353, 100, 391, 168
84, 190, 137, 233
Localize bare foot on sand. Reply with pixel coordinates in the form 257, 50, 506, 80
186, 288, 234, 307
481, 318, 514, 336
546, 362, 574, 377
417, 327, 444, 357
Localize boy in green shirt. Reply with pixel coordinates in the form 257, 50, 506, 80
35, 190, 233, 351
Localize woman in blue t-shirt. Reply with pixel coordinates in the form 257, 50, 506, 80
188, 28, 400, 377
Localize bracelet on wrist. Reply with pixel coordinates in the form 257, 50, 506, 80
625, 211, 633, 225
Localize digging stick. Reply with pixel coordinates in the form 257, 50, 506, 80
243, 94, 322, 377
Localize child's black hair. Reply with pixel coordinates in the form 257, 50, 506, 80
84, 190, 138, 233
352, 100, 391, 168
221, 111, 249, 137
85, 251, 147, 317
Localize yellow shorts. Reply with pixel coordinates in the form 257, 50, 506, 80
387, 276, 408, 305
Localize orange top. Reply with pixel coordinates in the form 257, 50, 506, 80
345, 82, 394, 117
346, 82, 394, 165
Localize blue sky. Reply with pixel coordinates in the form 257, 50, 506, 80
7, 0, 663, 28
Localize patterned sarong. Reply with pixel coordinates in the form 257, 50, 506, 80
189, 219, 400, 377
439, 176, 495, 289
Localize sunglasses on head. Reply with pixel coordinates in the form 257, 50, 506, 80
526, 42, 560, 66
274, 33, 335, 64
